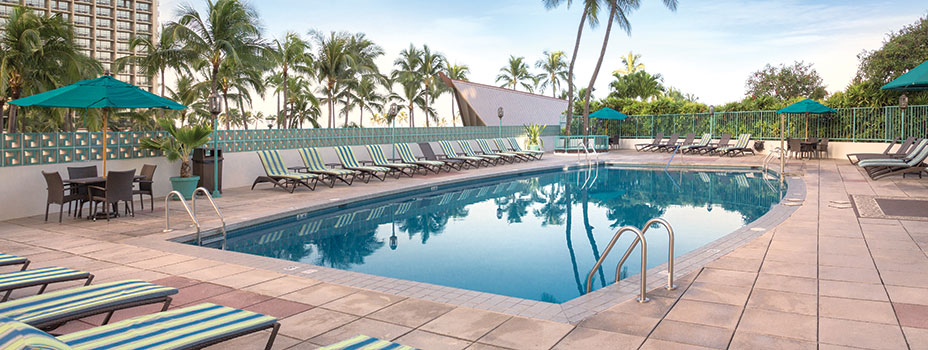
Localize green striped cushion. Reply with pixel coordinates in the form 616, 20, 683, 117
508, 138, 543, 154
858, 159, 906, 167
459, 141, 500, 158
59, 303, 276, 350
0, 254, 27, 267
478, 139, 516, 156
0, 267, 88, 291
0, 316, 70, 350
299, 148, 355, 175
353, 165, 391, 173
335, 146, 362, 168
0, 280, 177, 326
320, 335, 420, 350
366, 145, 416, 168
395, 143, 420, 164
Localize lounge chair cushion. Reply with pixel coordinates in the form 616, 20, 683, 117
0, 315, 71, 350
298, 148, 357, 176
0, 267, 89, 291
0, 254, 27, 267
59, 303, 277, 350
396, 144, 445, 167
319, 334, 421, 350
0, 280, 177, 327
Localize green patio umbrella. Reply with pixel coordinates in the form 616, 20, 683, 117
881, 60, 928, 91
9, 74, 186, 173
590, 107, 629, 120
775, 98, 836, 180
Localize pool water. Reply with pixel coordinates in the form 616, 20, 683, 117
203, 166, 784, 303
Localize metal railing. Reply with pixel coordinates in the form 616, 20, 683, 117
585, 218, 677, 303
192, 187, 226, 248
162, 191, 200, 238
554, 135, 609, 152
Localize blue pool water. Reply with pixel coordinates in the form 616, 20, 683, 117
200, 166, 785, 303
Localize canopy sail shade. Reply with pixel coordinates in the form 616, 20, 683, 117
590, 107, 629, 120
881, 60, 928, 91
775, 98, 836, 180
9, 75, 187, 172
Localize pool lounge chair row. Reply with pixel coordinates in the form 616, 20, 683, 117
855, 138, 928, 180
636, 133, 755, 157
253, 138, 544, 193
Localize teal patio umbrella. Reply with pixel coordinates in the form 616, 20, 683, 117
775, 98, 836, 179
882, 60, 928, 91
9, 74, 186, 173
590, 107, 629, 120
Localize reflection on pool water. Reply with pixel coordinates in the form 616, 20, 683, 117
200, 166, 785, 303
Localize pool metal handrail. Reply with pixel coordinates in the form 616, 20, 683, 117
585, 225, 650, 303
615, 218, 676, 291
192, 187, 227, 248
162, 191, 200, 241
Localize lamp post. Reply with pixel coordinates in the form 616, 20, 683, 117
498, 107, 504, 139
708, 105, 715, 137
208, 92, 222, 198
387, 104, 400, 160
900, 94, 909, 138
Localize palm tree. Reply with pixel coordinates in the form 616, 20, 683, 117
169, 0, 266, 104
0, 6, 101, 132
215, 60, 264, 129
444, 63, 469, 126
268, 32, 312, 127
613, 51, 644, 75
351, 76, 384, 127
579, 0, 677, 138
392, 44, 422, 127
339, 33, 383, 127
167, 75, 209, 126
310, 30, 353, 128
115, 24, 195, 99
536, 50, 568, 98
418, 45, 445, 127
496, 55, 533, 91
543, 0, 602, 137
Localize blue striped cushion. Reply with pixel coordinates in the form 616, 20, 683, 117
0, 316, 70, 350
0, 255, 27, 267
59, 303, 276, 350
320, 335, 420, 350
0, 267, 88, 291
0, 280, 177, 326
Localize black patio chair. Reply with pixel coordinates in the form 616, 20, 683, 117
66, 165, 97, 217
134, 164, 156, 212
89, 170, 136, 221
42, 171, 82, 223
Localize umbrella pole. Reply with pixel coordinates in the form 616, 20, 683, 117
779, 113, 785, 183
102, 109, 108, 175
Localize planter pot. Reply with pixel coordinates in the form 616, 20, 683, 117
527, 144, 542, 151
169, 176, 200, 200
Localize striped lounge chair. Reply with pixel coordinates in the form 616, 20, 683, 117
0, 280, 177, 330
253, 150, 320, 193
858, 141, 928, 180
438, 140, 485, 168
334, 146, 392, 182
396, 143, 448, 173
458, 140, 502, 165
0, 266, 93, 302
681, 133, 712, 154
0, 303, 280, 350
702, 134, 731, 155
320, 335, 421, 350
507, 137, 544, 159
366, 145, 417, 177
0, 254, 29, 271
717, 134, 754, 157
494, 138, 534, 161
298, 147, 359, 187
477, 139, 519, 163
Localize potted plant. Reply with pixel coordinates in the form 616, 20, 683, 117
523, 123, 546, 151
141, 119, 212, 200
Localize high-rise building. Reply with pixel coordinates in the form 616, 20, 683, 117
0, 0, 158, 92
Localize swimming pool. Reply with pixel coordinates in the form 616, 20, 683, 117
196, 166, 785, 303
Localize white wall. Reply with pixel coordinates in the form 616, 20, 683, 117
0, 138, 549, 221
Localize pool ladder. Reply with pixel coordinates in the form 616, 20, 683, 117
163, 187, 227, 248
584, 218, 676, 303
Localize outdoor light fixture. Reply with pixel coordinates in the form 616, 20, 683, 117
709, 105, 714, 116
388, 103, 400, 159
390, 233, 398, 250
900, 94, 909, 110
497, 107, 504, 138
208, 92, 222, 198
388, 103, 400, 118
208, 93, 222, 116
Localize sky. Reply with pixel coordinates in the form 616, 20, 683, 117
156, 0, 927, 127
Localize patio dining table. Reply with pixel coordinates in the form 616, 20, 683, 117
65, 175, 144, 220
799, 141, 819, 160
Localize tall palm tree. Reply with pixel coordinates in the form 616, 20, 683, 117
543, 0, 602, 137
613, 51, 644, 75
167, 74, 209, 126
418, 45, 445, 127
310, 30, 353, 128
496, 55, 533, 91
114, 24, 195, 98
268, 31, 312, 127
351, 76, 384, 127
392, 44, 422, 127
0, 6, 101, 133
580, 0, 677, 138
444, 63, 469, 126
339, 33, 382, 127
169, 0, 266, 103
215, 60, 264, 129
536, 50, 568, 98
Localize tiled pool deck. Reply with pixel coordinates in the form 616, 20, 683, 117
2, 151, 927, 349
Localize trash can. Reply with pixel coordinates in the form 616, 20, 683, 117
193, 147, 223, 194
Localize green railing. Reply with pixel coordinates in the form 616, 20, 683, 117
554, 135, 609, 151
0, 125, 559, 167
592, 105, 928, 142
